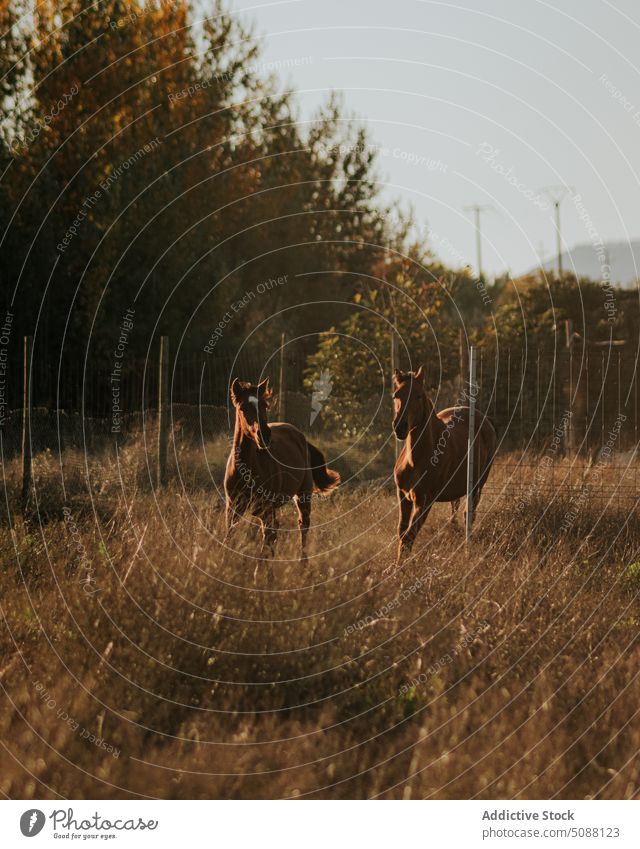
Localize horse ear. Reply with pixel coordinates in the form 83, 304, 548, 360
230, 378, 242, 405
414, 365, 425, 383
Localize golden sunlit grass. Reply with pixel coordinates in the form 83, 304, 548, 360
1, 442, 639, 799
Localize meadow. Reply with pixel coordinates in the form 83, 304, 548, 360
1, 439, 639, 799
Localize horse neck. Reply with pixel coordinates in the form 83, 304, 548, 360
407, 392, 440, 454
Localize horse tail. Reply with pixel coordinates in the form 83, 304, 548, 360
477, 412, 498, 479
307, 441, 341, 494
480, 412, 498, 444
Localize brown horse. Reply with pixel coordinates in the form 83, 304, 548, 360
392, 366, 497, 565
224, 377, 340, 559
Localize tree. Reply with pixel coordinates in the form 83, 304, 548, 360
305, 244, 457, 434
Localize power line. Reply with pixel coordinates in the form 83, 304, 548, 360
541, 185, 574, 277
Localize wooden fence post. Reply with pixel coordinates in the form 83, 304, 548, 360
279, 331, 287, 421
157, 336, 169, 488
21, 335, 32, 512
465, 345, 477, 545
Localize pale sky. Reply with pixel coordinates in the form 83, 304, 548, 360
223, 0, 640, 278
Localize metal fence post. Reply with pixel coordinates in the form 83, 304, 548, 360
157, 336, 169, 488
565, 318, 574, 454
459, 326, 468, 397
466, 345, 477, 545
391, 323, 400, 459
21, 335, 32, 512
279, 331, 287, 421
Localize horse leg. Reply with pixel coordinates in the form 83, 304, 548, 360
399, 498, 434, 563
252, 505, 277, 585
223, 498, 244, 543
396, 493, 413, 563
258, 505, 278, 556
464, 485, 484, 529
295, 494, 311, 561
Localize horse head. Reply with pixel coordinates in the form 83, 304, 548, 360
231, 377, 273, 449
392, 365, 428, 440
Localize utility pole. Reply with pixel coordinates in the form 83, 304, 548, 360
541, 185, 574, 277
464, 204, 492, 281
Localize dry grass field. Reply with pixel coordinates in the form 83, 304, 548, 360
1, 439, 639, 799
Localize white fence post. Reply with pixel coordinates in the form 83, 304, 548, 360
391, 323, 400, 460
465, 345, 477, 545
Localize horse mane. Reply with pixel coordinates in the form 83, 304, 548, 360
422, 390, 436, 415
411, 380, 435, 420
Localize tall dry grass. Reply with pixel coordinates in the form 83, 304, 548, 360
1, 440, 639, 799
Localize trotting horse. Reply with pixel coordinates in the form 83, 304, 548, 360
392, 366, 497, 565
224, 377, 340, 559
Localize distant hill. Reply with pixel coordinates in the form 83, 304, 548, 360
526, 240, 640, 288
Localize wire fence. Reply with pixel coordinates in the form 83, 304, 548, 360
462, 345, 639, 512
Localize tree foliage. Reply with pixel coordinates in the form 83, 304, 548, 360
0, 0, 412, 391
1, 1, 636, 422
